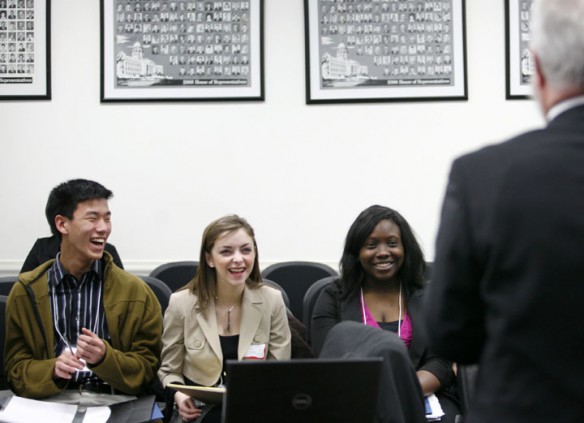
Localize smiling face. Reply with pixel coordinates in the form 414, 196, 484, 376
359, 219, 404, 284
56, 198, 111, 269
206, 228, 256, 291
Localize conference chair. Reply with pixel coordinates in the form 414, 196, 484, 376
0, 276, 18, 296
149, 261, 198, 293
302, 276, 336, 345
262, 278, 290, 309
139, 275, 173, 315
457, 364, 479, 420
261, 261, 338, 320
261, 278, 313, 358
320, 321, 426, 423
0, 295, 8, 390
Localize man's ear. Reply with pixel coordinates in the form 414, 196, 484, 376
532, 51, 545, 92
531, 51, 553, 115
54, 215, 69, 236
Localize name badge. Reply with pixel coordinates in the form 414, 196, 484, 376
243, 343, 266, 360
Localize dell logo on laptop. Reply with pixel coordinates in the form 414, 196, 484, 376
291, 393, 312, 410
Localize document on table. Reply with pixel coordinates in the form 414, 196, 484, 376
0, 396, 111, 423
0, 396, 78, 423
82, 406, 112, 423
0, 394, 163, 423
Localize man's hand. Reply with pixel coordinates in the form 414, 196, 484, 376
76, 327, 107, 365
54, 349, 84, 380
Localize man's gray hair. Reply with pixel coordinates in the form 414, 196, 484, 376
530, 0, 584, 90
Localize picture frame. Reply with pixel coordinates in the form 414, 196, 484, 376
304, 0, 467, 104
0, 0, 51, 100
505, 0, 533, 99
100, 0, 264, 102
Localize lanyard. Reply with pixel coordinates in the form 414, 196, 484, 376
51, 274, 102, 352
360, 281, 402, 337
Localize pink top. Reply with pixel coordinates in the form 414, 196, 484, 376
360, 296, 413, 348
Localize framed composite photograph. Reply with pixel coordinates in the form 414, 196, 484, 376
304, 0, 467, 104
0, 0, 51, 100
505, 0, 533, 99
100, 0, 264, 102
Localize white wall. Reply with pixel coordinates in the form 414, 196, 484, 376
0, 0, 544, 276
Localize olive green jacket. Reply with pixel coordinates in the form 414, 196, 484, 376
4, 253, 162, 398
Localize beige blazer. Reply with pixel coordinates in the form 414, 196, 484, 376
158, 284, 291, 387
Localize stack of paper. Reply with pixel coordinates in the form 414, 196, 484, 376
0, 395, 158, 423
0, 396, 87, 423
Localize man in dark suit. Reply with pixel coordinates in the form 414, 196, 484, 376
424, 1, 584, 422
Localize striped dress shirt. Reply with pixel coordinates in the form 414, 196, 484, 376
48, 253, 110, 383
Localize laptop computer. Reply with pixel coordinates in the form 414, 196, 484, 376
222, 358, 382, 423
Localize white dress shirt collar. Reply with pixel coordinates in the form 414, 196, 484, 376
547, 95, 584, 122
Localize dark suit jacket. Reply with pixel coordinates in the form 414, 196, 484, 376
312, 278, 455, 390
20, 235, 124, 273
425, 104, 584, 422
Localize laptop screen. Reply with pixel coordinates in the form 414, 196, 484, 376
222, 358, 382, 423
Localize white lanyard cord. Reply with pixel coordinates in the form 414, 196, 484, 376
51, 276, 102, 350
360, 281, 402, 337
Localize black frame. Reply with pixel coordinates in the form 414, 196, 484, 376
100, 0, 264, 102
505, 0, 533, 100
0, 0, 51, 100
304, 0, 468, 104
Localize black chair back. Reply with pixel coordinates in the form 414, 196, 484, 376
302, 276, 336, 344
457, 364, 480, 418
139, 275, 173, 314
149, 261, 198, 293
0, 295, 8, 390
261, 278, 290, 309
261, 261, 338, 320
0, 276, 18, 296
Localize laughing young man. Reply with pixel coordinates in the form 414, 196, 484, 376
4, 179, 162, 406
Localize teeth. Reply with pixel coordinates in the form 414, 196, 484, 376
375, 262, 393, 269
230, 268, 245, 272
91, 238, 105, 244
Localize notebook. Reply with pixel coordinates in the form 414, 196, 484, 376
167, 383, 225, 404
222, 358, 382, 423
